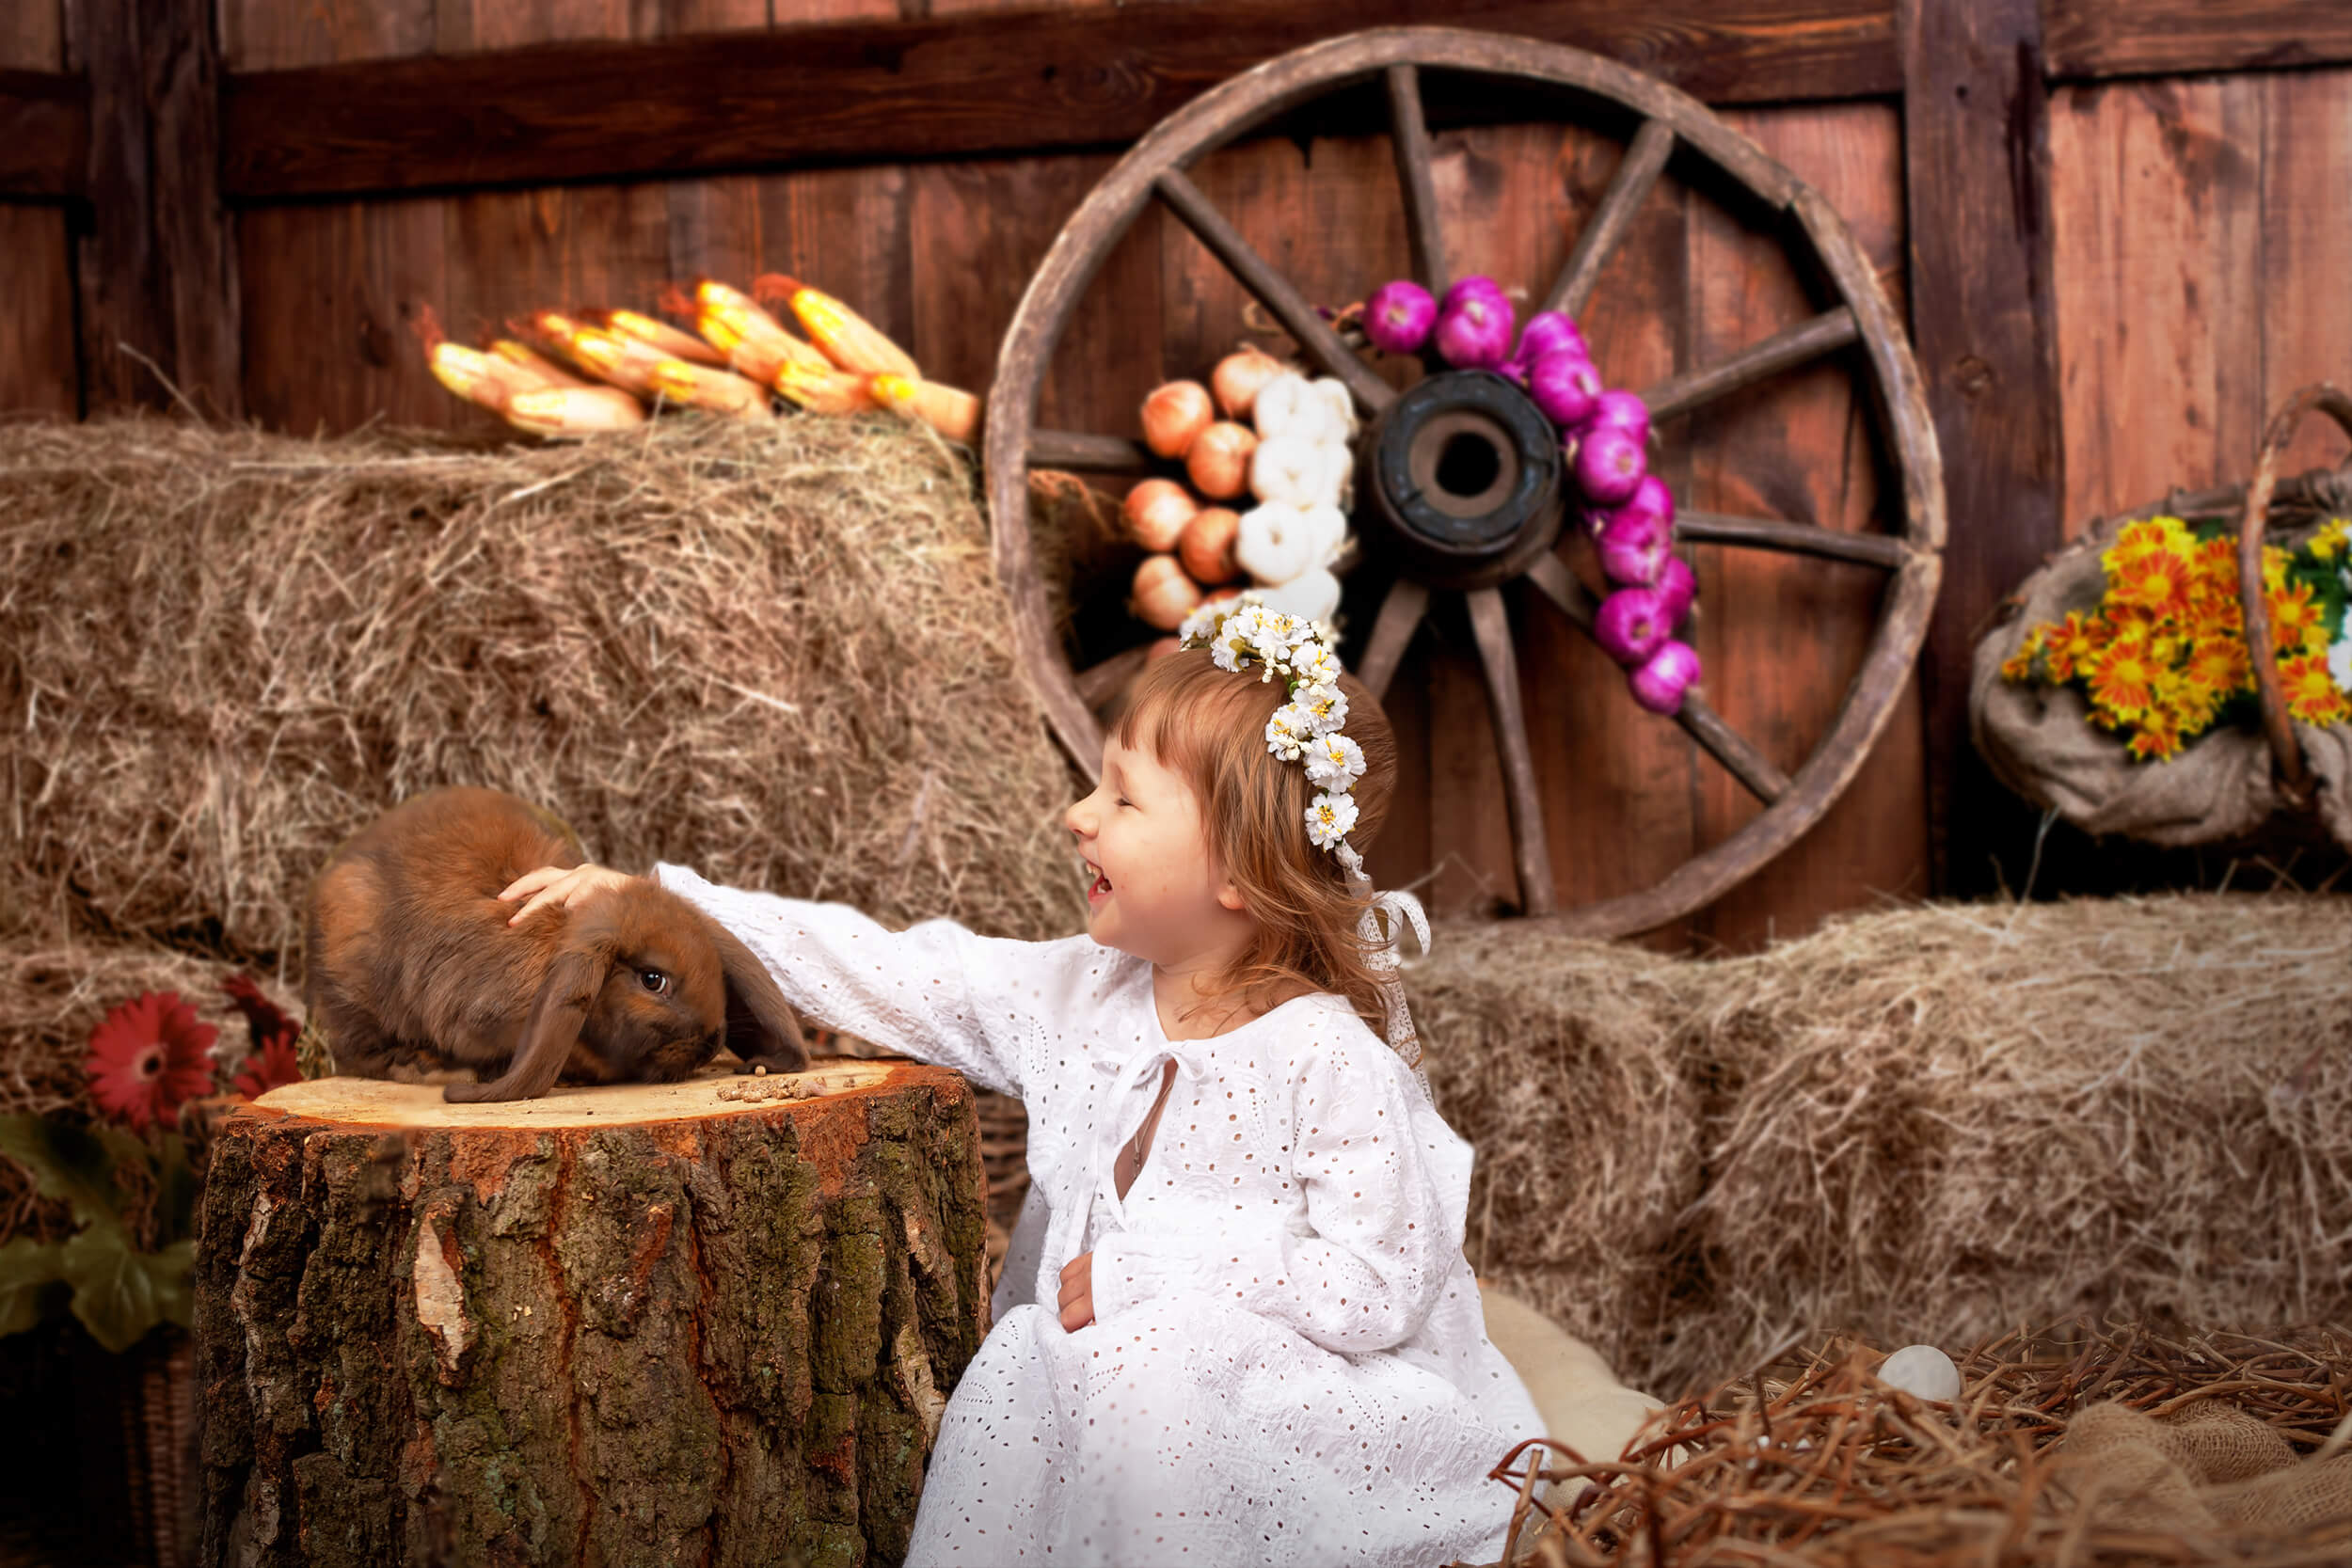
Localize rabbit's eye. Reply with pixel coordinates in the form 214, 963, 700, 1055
639, 970, 671, 995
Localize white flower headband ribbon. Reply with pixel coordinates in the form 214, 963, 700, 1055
1176, 593, 1431, 1068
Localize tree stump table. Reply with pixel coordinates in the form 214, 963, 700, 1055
194, 1059, 988, 1568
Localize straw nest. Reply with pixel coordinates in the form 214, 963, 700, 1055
0, 412, 1083, 958
1480, 1318, 2352, 1567
1408, 894, 2352, 1400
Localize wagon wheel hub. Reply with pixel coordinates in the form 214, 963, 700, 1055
1365, 370, 1564, 591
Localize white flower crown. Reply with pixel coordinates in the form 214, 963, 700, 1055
1176, 593, 1370, 879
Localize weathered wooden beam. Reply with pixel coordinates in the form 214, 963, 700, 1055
2043, 0, 2352, 81
220, 0, 1900, 203
0, 69, 86, 200
1899, 0, 2063, 895
64, 0, 241, 416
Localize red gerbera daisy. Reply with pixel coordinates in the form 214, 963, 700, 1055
86, 991, 217, 1131
233, 1029, 304, 1100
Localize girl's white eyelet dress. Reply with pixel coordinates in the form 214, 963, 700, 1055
658, 863, 1544, 1567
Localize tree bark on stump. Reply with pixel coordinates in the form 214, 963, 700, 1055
193, 1060, 988, 1568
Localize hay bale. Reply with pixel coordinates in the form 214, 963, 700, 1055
1408, 895, 2352, 1402
1407, 921, 1703, 1391
0, 414, 1085, 968
1678, 894, 2352, 1399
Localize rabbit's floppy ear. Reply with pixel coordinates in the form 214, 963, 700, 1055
444, 938, 612, 1103
703, 916, 809, 1074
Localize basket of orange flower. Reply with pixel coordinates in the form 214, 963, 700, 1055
1973, 382, 2352, 847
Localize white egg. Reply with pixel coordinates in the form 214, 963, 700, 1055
1877, 1344, 1961, 1403
1234, 502, 1318, 584
1256, 567, 1342, 625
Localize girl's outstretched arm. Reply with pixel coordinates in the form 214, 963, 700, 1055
644, 860, 1056, 1099
1087, 1025, 1461, 1354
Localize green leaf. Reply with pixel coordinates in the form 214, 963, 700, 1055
0, 1238, 67, 1338
149, 1240, 196, 1331
152, 1134, 198, 1245
58, 1224, 162, 1354
0, 1116, 123, 1232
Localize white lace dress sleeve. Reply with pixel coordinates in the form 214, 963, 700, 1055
651, 860, 1078, 1099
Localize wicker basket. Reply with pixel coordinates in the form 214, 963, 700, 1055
1973, 382, 2352, 847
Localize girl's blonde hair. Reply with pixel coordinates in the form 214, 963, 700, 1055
1115, 647, 1400, 1031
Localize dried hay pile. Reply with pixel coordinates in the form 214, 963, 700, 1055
1413, 920, 1704, 1387
1412, 894, 2352, 1401
0, 413, 1085, 1122
1483, 1319, 2352, 1566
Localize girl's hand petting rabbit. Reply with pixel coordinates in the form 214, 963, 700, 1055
501, 862, 638, 925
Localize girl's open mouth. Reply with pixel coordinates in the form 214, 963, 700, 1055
1084, 862, 1111, 904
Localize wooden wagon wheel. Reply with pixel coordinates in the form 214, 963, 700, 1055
984, 26, 1946, 938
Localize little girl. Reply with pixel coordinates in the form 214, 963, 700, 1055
501, 598, 1543, 1566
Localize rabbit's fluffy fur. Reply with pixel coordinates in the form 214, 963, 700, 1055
304, 786, 806, 1101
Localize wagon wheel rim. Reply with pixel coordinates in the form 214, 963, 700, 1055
985, 25, 1946, 940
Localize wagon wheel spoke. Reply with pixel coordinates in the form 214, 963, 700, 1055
1074, 645, 1153, 706
1465, 586, 1558, 917
1153, 168, 1395, 416
1676, 510, 1911, 569
1521, 553, 1792, 805
1029, 429, 1153, 473
1384, 64, 1448, 296
1642, 307, 1860, 423
1353, 576, 1429, 702
1542, 118, 1676, 320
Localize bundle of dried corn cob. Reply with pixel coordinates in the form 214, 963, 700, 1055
418, 278, 980, 443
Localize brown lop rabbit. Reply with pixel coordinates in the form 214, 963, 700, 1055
304, 785, 806, 1101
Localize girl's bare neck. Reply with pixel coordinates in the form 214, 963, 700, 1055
1151, 961, 1312, 1040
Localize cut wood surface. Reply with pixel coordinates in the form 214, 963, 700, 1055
196, 1058, 989, 1568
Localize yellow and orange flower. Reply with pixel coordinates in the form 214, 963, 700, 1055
2109, 515, 2192, 571
2003, 515, 2351, 763
2265, 579, 2325, 653
2000, 626, 2046, 684
2279, 651, 2351, 725
2153, 668, 2219, 731
2127, 707, 2184, 761
2044, 610, 2103, 682
2184, 635, 2253, 696
2088, 638, 2160, 721
2262, 545, 2293, 592
2112, 541, 2198, 622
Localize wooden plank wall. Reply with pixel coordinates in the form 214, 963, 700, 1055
14, 0, 2352, 945
2051, 69, 2352, 528
0, 2, 76, 420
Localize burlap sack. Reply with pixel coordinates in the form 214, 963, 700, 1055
2058, 1401, 2352, 1535
1971, 524, 2352, 849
